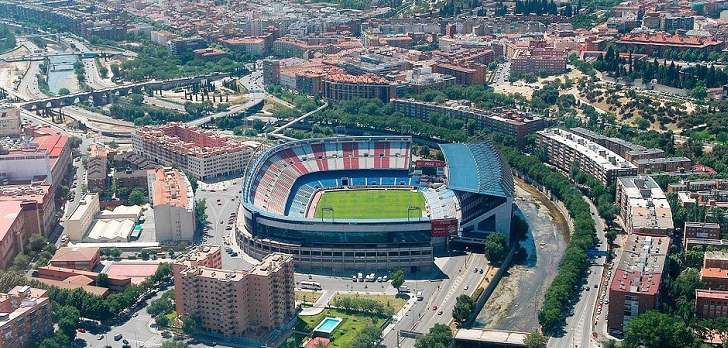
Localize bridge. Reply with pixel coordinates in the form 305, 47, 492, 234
454, 328, 528, 347
19, 73, 229, 111
2, 51, 138, 62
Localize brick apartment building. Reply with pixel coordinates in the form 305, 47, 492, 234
0, 201, 42, 269
696, 289, 728, 319
87, 144, 108, 193
616, 176, 674, 236
322, 73, 396, 103
0, 286, 53, 348
173, 246, 295, 344
536, 129, 637, 185
634, 157, 692, 174
607, 234, 669, 331
702, 251, 728, 291
684, 222, 722, 249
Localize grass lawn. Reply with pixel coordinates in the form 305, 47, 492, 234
295, 290, 323, 304
314, 189, 425, 219
296, 308, 388, 347
332, 293, 407, 312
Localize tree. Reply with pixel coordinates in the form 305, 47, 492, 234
689, 82, 708, 101
56, 305, 80, 339
128, 188, 146, 205
161, 341, 190, 348
415, 324, 452, 348
13, 253, 29, 269
58, 88, 70, 96
28, 233, 48, 252
484, 232, 507, 264
108, 140, 119, 149
390, 269, 405, 289
452, 294, 475, 323
524, 332, 549, 348
252, 119, 265, 132
155, 314, 170, 328
419, 145, 431, 157
68, 136, 82, 149
182, 314, 199, 334
95, 273, 109, 287
622, 310, 700, 348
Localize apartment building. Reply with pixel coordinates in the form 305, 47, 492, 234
148, 168, 195, 243
87, 144, 107, 193
0, 286, 53, 348
607, 234, 669, 331
132, 123, 258, 180
616, 176, 674, 236
669, 179, 728, 193
0, 105, 20, 137
173, 246, 295, 344
702, 251, 728, 291
511, 47, 568, 75
322, 73, 397, 103
0, 183, 55, 236
114, 169, 148, 192
393, 99, 545, 146
696, 289, 728, 319
536, 129, 637, 185
0, 201, 42, 269
221, 37, 267, 57
432, 62, 485, 85
634, 157, 692, 174
684, 222, 722, 249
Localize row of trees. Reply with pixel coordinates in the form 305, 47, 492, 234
414, 324, 453, 348
498, 144, 597, 333
116, 46, 245, 82
593, 46, 728, 90
330, 296, 396, 317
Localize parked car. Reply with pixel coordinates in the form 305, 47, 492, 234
114, 334, 123, 341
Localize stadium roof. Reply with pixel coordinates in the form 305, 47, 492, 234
439, 142, 514, 198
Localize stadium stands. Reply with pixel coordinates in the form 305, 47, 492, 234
247, 137, 412, 216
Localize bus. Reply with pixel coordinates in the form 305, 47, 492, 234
300, 281, 322, 290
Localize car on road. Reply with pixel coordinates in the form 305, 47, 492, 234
97, 335, 104, 340
352, 275, 357, 282
77, 327, 85, 333
230, 252, 238, 256
114, 334, 123, 341
432, 305, 437, 310
437, 310, 443, 315
123, 339, 129, 344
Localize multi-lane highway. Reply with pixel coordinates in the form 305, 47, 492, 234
548, 197, 608, 348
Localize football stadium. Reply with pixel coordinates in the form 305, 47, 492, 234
239, 136, 514, 273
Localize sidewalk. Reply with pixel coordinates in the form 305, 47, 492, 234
299, 290, 337, 316
381, 296, 419, 337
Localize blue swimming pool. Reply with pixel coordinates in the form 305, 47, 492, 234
313, 317, 343, 334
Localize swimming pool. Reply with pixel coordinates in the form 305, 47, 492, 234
313, 317, 343, 334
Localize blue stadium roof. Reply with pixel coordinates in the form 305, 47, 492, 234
439, 142, 514, 198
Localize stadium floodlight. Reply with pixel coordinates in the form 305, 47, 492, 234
320, 206, 334, 222
407, 206, 422, 221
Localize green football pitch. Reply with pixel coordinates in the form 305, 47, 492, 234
313, 189, 426, 219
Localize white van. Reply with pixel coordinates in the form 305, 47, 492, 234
416, 291, 423, 301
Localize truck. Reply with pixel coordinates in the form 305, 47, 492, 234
367, 273, 376, 282
357, 273, 363, 282
398, 286, 410, 293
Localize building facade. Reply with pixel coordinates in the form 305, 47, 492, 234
0, 106, 20, 137
322, 73, 397, 103
66, 194, 101, 241
148, 168, 195, 243
696, 289, 728, 319
0, 201, 42, 269
173, 246, 295, 344
0, 286, 53, 348
132, 123, 258, 180
607, 234, 669, 331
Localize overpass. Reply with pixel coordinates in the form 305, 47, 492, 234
19, 73, 228, 111
454, 328, 528, 347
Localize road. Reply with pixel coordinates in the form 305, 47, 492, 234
15, 39, 45, 100
381, 252, 488, 348
489, 61, 511, 86
547, 197, 607, 348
